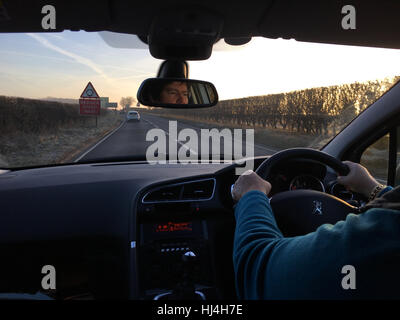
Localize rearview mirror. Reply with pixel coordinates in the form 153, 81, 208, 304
137, 78, 218, 108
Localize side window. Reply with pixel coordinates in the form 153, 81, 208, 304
360, 126, 400, 187
360, 133, 389, 184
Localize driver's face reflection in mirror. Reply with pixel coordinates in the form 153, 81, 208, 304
158, 81, 189, 104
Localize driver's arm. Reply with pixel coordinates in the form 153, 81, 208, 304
232, 170, 400, 300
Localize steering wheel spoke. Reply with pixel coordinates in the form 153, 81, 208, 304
270, 190, 356, 236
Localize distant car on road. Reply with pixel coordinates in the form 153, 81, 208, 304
126, 110, 140, 122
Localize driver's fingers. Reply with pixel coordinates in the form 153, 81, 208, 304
232, 181, 241, 200
337, 161, 358, 184
232, 180, 240, 201
338, 161, 354, 177
337, 174, 350, 185
242, 170, 254, 176
337, 166, 357, 188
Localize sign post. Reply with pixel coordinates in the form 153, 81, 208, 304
79, 82, 100, 127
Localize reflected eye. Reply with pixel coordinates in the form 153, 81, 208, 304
166, 89, 179, 96
166, 90, 189, 98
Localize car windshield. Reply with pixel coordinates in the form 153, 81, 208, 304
1, 31, 400, 169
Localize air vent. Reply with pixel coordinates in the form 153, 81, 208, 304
182, 179, 214, 200
142, 178, 215, 203
143, 185, 183, 202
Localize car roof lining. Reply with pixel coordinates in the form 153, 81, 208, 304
1, 0, 400, 58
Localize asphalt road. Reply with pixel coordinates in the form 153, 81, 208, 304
75, 114, 276, 163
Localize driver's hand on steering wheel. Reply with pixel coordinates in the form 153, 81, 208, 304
337, 161, 381, 198
232, 170, 272, 202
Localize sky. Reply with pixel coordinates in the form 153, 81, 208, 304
1, 31, 400, 104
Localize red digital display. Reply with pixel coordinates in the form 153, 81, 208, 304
154, 222, 193, 233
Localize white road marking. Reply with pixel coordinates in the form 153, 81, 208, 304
75, 115, 276, 163
74, 120, 126, 162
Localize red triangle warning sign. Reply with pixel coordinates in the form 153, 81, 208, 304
80, 82, 100, 98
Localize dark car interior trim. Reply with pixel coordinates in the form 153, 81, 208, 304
2, 1, 400, 56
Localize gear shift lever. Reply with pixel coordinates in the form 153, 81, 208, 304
170, 251, 200, 299
153, 251, 206, 300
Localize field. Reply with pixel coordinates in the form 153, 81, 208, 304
135, 77, 400, 181
138, 76, 400, 150
0, 96, 123, 168
142, 77, 398, 135
1, 76, 399, 169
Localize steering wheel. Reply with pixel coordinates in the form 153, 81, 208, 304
255, 148, 357, 237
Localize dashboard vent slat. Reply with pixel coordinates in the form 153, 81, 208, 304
142, 178, 215, 203
182, 180, 214, 200
143, 185, 183, 202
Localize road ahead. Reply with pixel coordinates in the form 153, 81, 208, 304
75, 113, 276, 162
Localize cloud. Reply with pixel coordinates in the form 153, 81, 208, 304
112, 73, 154, 81
26, 33, 115, 84
0, 49, 73, 63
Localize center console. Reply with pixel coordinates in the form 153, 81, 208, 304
134, 177, 236, 300
138, 219, 214, 299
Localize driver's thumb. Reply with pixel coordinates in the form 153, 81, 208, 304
337, 175, 348, 185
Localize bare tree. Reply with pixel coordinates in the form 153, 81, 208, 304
119, 96, 137, 110
137, 78, 398, 135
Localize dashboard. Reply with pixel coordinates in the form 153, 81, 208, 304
0, 161, 236, 299
268, 159, 327, 195
266, 159, 356, 202
0, 157, 357, 299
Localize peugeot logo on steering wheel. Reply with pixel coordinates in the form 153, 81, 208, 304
312, 201, 323, 215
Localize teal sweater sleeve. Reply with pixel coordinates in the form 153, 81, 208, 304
233, 190, 400, 300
